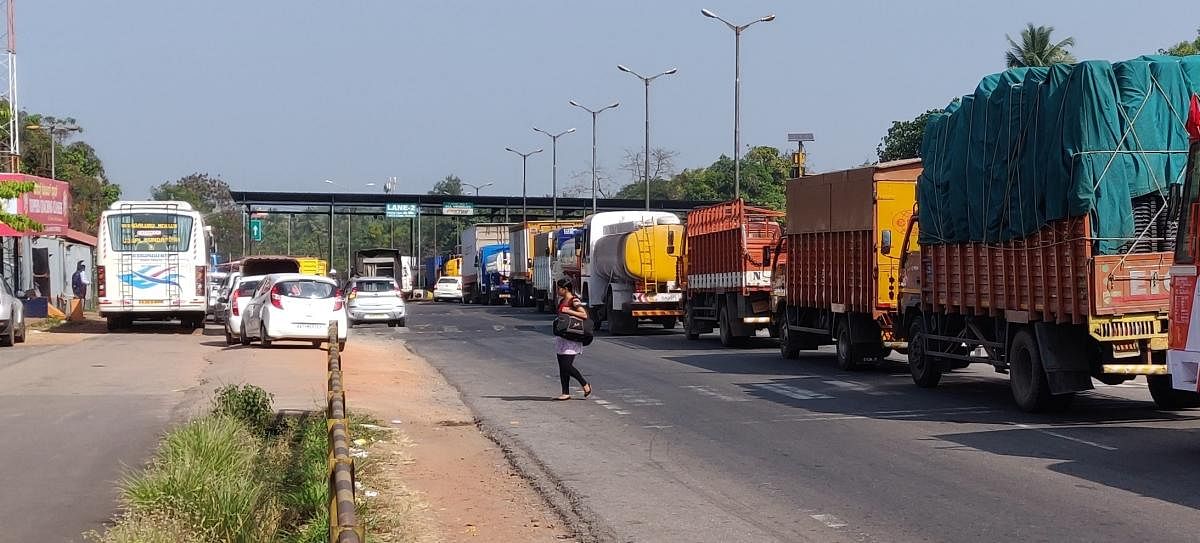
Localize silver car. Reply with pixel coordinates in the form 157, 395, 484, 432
1, 280, 27, 347
345, 277, 407, 328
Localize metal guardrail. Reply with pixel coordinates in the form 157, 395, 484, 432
326, 321, 363, 543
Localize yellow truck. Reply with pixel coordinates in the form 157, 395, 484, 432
296, 257, 328, 277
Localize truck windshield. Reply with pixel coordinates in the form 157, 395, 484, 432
1175, 142, 1200, 263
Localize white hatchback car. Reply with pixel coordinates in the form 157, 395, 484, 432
221, 274, 264, 346
433, 276, 463, 302
345, 277, 407, 327
240, 274, 348, 350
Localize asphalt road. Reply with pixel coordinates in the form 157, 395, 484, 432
382, 301, 1200, 543
0, 322, 333, 542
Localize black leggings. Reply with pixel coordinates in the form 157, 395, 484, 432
557, 354, 588, 394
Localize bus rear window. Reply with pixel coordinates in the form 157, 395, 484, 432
107, 213, 194, 252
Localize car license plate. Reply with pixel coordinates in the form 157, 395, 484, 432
368, 314, 388, 320
297, 323, 322, 329
500, 294, 511, 298
137, 299, 164, 305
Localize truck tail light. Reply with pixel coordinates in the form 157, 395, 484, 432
231, 290, 241, 316
270, 284, 284, 309
195, 267, 206, 296
97, 266, 106, 297
334, 289, 345, 311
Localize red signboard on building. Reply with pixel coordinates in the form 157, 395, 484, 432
0, 174, 72, 236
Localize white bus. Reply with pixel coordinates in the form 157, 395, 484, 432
96, 201, 209, 330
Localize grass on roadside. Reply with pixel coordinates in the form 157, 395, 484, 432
88, 385, 336, 543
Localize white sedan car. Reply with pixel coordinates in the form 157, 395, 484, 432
221, 274, 264, 346
241, 274, 348, 350
433, 276, 463, 302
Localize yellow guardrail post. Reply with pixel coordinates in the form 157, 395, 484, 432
325, 320, 363, 543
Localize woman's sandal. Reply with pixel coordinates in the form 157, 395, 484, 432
554, 394, 572, 401
583, 384, 593, 398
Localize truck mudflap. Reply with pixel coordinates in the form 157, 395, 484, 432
1033, 322, 1095, 394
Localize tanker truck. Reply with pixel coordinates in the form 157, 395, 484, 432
583, 211, 685, 335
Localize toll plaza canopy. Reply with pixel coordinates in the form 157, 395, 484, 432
229, 190, 718, 217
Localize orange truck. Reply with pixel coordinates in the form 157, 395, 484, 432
682, 199, 784, 346
776, 160, 920, 368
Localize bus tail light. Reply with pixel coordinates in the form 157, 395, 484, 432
195, 267, 206, 296
97, 266, 106, 297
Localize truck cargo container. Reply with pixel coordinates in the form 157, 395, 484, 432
461, 224, 514, 304
479, 243, 512, 305
899, 57, 1197, 412
683, 200, 784, 347
509, 221, 581, 307
444, 256, 462, 278
423, 255, 446, 290
776, 160, 920, 368
533, 227, 584, 312
580, 211, 684, 335
354, 248, 402, 279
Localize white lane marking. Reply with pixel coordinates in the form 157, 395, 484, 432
753, 383, 833, 400
682, 385, 751, 402
770, 415, 867, 423
442, 325, 461, 333
593, 399, 610, 405
811, 513, 847, 528
643, 424, 673, 429
614, 410, 631, 415
1013, 423, 1118, 451
821, 379, 894, 396
492, 325, 505, 331
872, 406, 993, 415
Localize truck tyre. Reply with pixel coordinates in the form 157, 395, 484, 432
1148, 374, 1200, 410
1008, 329, 1074, 413
779, 317, 801, 360
718, 306, 746, 348
907, 319, 942, 388
835, 321, 864, 371
684, 303, 701, 340
659, 317, 678, 330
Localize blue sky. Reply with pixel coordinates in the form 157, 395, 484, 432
18, 1, 1199, 198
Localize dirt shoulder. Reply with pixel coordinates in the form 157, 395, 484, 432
340, 336, 573, 543
22, 314, 109, 346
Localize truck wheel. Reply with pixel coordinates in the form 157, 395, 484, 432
907, 319, 942, 388
684, 303, 701, 340
835, 321, 864, 371
1148, 374, 1200, 410
779, 317, 801, 360
718, 307, 745, 348
659, 317, 677, 330
1008, 329, 1074, 413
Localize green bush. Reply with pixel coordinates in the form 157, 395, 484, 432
212, 384, 275, 436
121, 416, 281, 543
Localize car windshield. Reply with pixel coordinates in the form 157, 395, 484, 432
236, 280, 261, 296
357, 280, 396, 292
276, 280, 335, 298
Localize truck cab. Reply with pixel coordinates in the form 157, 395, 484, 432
1165, 94, 1200, 402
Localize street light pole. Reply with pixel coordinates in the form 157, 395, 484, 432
462, 182, 494, 196
26, 122, 81, 179
533, 127, 575, 221
505, 147, 543, 223
324, 179, 375, 274
701, 8, 775, 201
569, 100, 619, 215
618, 65, 677, 210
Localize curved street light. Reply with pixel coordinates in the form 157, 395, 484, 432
505, 147, 543, 223
617, 65, 677, 210
532, 127, 576, 221
569, 100, 620, 215
701, 8, 775, 201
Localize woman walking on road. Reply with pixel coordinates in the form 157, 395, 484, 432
554, 278, 592, 401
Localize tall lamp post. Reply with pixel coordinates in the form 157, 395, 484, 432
701, 8, 775, 201
532, 127, 575, 222
26, 121, 81, 179
569, 100, 620, 215
505, 147, 543, 223
617, 65, 676, 210
324, 179, 375, 275
461, 181, 493, 196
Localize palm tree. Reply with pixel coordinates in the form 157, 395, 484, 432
1005, 23, 1076, 68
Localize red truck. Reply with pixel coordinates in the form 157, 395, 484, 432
682, 200, 784, 346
